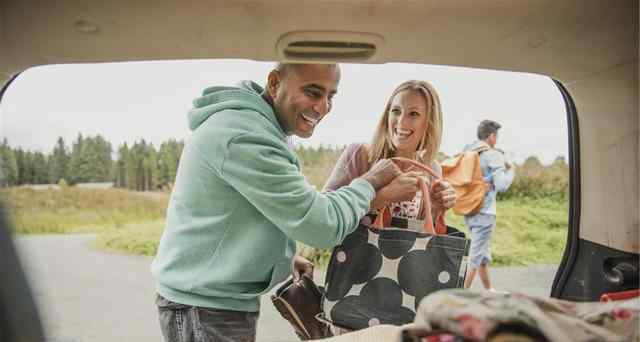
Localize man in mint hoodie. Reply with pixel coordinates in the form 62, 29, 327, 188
151, 63, 410, 342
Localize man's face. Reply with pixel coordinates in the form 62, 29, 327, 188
488, 132, 498, 147
267, 64, 340, 138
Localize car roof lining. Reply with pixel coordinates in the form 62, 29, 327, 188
1, 1, 637, 84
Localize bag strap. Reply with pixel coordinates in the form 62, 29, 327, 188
372, 157, 447, 235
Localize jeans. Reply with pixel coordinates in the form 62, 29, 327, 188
156, 294, 259, 342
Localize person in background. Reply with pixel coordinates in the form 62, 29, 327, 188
462, 119, 515, 291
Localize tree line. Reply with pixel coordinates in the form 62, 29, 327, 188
0, 135, 184, 191
1, 135, 568, 199
0, 135, 345, 192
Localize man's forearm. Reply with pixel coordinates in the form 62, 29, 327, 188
493, 168, 515, 192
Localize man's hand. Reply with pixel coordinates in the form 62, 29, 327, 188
371, 171, 421, 209
361, 159, 402, 191
430, 179, 457, 212
292, 255, 314, 282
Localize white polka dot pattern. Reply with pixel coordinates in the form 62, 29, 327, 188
438, 271, 451, 284
323, 222, 470, 330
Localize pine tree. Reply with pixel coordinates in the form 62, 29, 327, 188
92, 135, 113, 182
127, 139, 148, 191
0, 139, 18, 186
68, 133, 89, 184
14, 148, 26, 185
21, 151, 36, 184
115, 143, 129, 188
144, 143, 159, 191
158, 139, 183, 190
32, 152, 48, 184
49, 137, 70, 184
125, 142, 139, 190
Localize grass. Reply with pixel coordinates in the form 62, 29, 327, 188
5, 186, 568, 268
92, 219, 164, 256
444, 198, 568, 266
3, 187, 168, 234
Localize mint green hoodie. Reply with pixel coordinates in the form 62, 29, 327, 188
151, 81, 375, 312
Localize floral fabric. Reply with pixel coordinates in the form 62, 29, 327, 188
388, 190, 423, 220
404, 289, 639, 341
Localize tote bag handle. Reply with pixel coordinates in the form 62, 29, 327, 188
372, 157, 447, 235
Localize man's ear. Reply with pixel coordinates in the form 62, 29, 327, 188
267, 70, 281, 99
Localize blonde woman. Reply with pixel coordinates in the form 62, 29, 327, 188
324, 80, 456, 222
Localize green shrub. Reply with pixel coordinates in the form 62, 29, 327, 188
500, 156, 569, 201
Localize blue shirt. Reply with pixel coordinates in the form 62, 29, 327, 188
463, 140, 515, 216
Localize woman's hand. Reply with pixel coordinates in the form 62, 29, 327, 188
371, 171, 422, 209
430, 179, 457, 213
292, 255, 314, 282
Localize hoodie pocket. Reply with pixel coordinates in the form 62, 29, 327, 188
259, 257, 293, 295
191, 257, 292, 300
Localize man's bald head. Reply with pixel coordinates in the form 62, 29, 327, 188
266, 63, 341, 138
274, 63, 340, 80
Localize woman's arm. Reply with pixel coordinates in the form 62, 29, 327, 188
324, 144, 402, 210
322, 143, 369, 192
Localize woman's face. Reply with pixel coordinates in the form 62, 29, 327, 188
387, 89, 429, 155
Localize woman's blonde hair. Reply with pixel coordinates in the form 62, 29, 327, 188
368, 80, 443, 165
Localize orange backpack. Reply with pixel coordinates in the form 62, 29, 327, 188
441, 147, 489, 216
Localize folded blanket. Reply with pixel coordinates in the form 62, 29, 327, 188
312, 289, 638, 342
410, 289, 639, 341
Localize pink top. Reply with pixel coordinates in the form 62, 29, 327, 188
323, 143, 442, 221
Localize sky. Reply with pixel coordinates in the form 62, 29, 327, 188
0, 59, 567, 164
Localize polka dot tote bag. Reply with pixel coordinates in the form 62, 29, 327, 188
321, 158, 471, 331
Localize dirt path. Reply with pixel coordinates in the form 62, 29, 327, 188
13, 234, 557, 342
